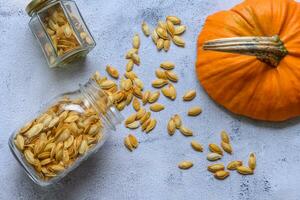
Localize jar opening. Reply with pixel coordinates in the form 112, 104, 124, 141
26, 0, 56, 16
79, 79, 123, 130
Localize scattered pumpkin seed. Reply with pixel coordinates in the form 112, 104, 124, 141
227, 160, 243, 170
207, 153, 222, 161
179, 126, 193, 136
142, 21, 150, 37
183, 90, 196, 101
178, 161, 193, 169
187, 106, 202, 116
209, 143, 223, 155
208, 163, 225, 173
166, 16, 181, 25
191, 140, 203, 152
237, 166, 254, 175
132, 34, 140, 49
214, 170, 230, 180
221, 141, 233, 154
150, 103, 165, 112
248, 153, 256, 170
221, 130, 230, 143
106, 65, 119, 79
160, 61, 175, 70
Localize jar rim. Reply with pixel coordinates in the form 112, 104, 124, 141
25, 0, 54, 16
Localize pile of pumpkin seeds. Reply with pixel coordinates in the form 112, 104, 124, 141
92, 15, 256, 180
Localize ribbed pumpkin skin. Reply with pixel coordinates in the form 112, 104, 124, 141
196, 0, 300, 121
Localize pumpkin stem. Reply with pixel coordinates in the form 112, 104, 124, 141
203, 35, 288, 67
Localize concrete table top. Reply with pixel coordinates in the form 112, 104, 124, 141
1, 0, 300, 199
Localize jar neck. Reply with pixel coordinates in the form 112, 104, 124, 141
79, 79, 123, 131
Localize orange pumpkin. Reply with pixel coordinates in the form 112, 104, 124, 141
196, 0, 300, 122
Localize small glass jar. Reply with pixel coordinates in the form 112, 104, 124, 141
26, 0, 96, 68
8, 79, 123, 186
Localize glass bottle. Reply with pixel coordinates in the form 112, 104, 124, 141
26, 0, 96, 68
8, 79, 123, 186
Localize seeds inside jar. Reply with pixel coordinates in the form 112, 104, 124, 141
14, 97, 104, 180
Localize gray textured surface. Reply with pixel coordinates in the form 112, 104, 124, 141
0, 0, 300, 199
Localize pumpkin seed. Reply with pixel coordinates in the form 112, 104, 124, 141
40, 158, 52, 166
19, 121, 33, 134
174, 25, 186, 35
155, 69, 167, 79
24, 150, 35, 165
156, 38, 164, 50
141, 118, 151, 131
142, 21, 150, 36
248, 153, 256, 170
183, 90, 196, 101
100, 80, 116, 89
14, 135, 24, 151
166, 16, 181, 25
126, 121, 140, 129
133, 78, 144, 89
178, 161, 193, 169
191, 140, 203, 152
237, 166, 254, 175
126, 60, 134, 72
125, 49, 138, 59
150, 103, 165, 112
165, 71, 178, 82
124, 136, 133, 151
161, 86, 171, 99
136, 108, 146, 120
133, 87, 143, 98
173, 114, 182, 129
24, 123, 44, 138
214, 170, 229, 180
188, 106, 202, 116
227, 160, 243, 170
160, 61, 175, 70
78, 139, 88, 155
163, 40, 171, 52
156, 27, 168, 40
173, 36, 185, 47
209, 143, 223, 155
142, 91, 151, 105
148, 91, 160, 103
131, 53, 140, 65
145, 118, 156, 133
152, 29, 159, 44
167, 118, 176, 136
207, 153, 222, 161
179, 126, 193, 136
128, 134, 139, 148
140, 112, 151, 125
221, 130, 230, 143
221, 141, 233, 154
106, 65, 119, 79
132, 98, 141, 111
166, 20, 175, 36
152, 79, 168, 88
208, 163, 225, 173
49, 164, 65, 172
132, 34, 140, 49
56, 129, 70, 143
124, 71, 138, 80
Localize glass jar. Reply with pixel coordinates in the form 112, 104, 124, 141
26, 0, 96, 68
8, 79, 123, 186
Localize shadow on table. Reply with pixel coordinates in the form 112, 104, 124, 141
16, 146, 108, 200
